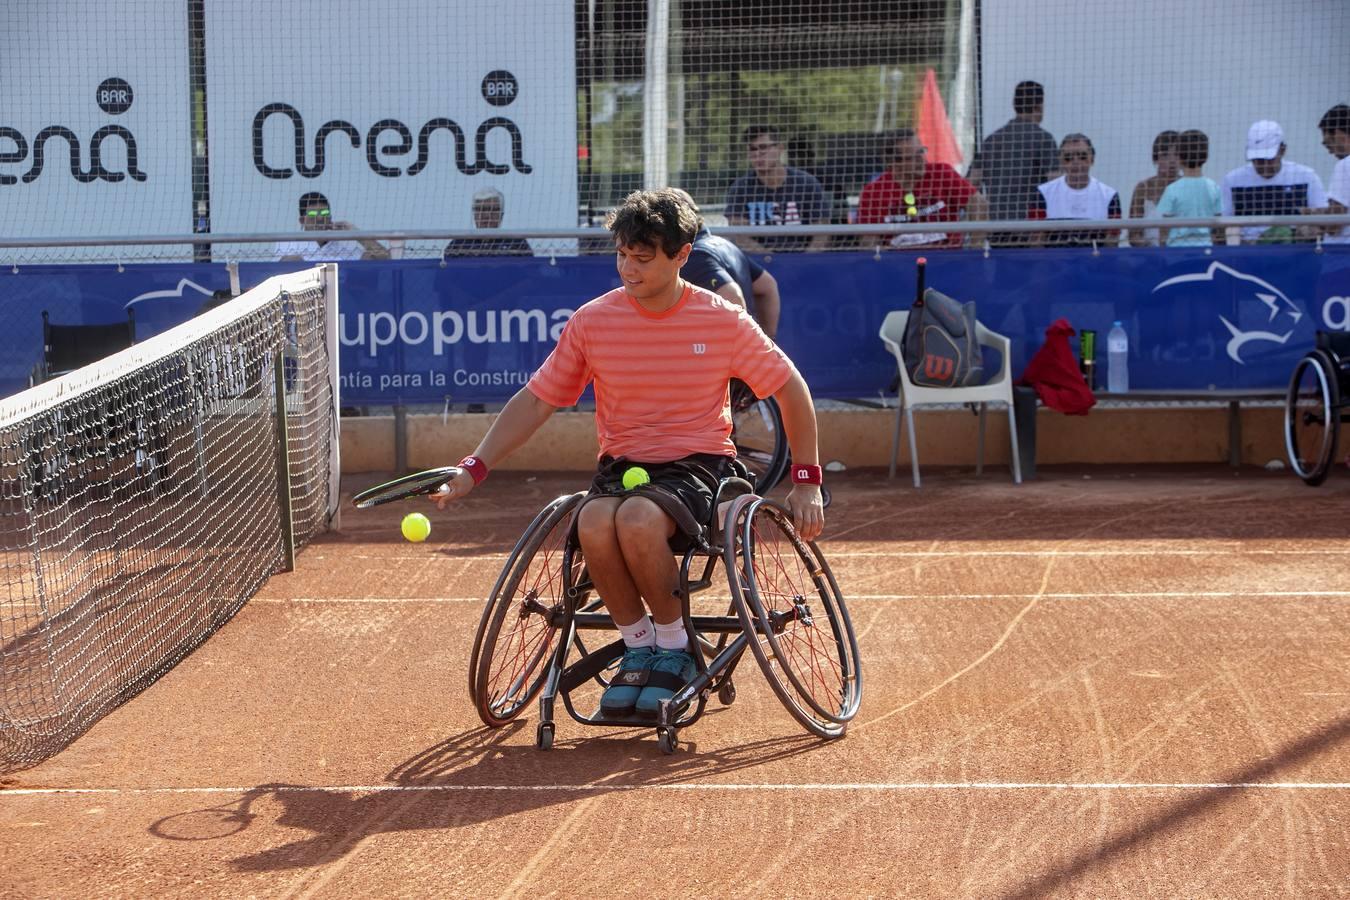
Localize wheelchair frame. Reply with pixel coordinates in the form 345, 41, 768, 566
467, 477, 862, 754
1284, 330, 1350, 486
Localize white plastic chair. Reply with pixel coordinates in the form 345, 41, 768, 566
878, 310, 1022, 488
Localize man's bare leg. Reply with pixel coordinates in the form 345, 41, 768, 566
576, 497, 645, 626
613, 496, 680, 624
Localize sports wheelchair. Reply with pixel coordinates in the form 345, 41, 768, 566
1284, 330, 1350, 486
465, 470, 862, 754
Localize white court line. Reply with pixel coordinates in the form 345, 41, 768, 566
311, 548, 1350, 562
6, 782, 1350, 797
252, 590, 1350, 605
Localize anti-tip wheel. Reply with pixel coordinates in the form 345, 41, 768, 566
656, 726, 678, 755
536, 721, 554, 751
716, 679, 737, 706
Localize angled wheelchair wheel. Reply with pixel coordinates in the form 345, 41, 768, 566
469, 492, 584, 727
730, 381, 789, 494
724, 496, 862, 738
1284, 350, 1341, 486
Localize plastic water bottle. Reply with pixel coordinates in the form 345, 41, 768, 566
1107, 321, 1129, 393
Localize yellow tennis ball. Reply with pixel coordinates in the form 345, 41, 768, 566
622, 466, 650, 490
401, 512, 431, 543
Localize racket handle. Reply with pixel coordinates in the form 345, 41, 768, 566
914, 256, 927, 306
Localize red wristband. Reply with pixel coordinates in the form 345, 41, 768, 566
790, 464, 823, 486
459, 455, 489, 485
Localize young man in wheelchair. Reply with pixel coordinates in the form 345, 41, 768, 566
431, 188, 825, 718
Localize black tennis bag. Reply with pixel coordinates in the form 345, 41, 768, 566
900, 261, 984, 387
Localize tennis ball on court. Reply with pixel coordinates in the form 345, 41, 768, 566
622, 466, 651, 490
401, 512, 431, 543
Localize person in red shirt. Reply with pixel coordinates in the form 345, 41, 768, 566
430, 188, 825, 719
858, 128, 987, 249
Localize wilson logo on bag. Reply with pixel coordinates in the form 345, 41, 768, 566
923, 354, 955, 381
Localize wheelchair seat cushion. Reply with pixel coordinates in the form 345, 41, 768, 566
589, 453, 738, 552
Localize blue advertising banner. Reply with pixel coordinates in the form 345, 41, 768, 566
3, 246, 1348, 404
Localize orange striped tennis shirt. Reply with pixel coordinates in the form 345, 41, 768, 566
527, 283, 796, 462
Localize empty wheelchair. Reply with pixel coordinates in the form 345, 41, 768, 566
465, 470, 862, 754
1284, 330, 1350, 486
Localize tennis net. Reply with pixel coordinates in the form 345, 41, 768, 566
0, 265, 340, 771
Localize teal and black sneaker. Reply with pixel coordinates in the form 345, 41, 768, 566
636, 649, 697, 717
599, 646, 655, 717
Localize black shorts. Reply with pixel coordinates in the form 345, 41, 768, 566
588, 453, 741, 552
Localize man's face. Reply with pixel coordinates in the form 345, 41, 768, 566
473, 199, 503, 229
1060, 141, 1094, 180
614, 239, 690, 301
1252, 146, 1285, 179
300, 203, 332, 231
746, 134, 782, 175
1322, 129, 1350, 160
1156, 146, 1180, 178
890, 139, 927, 184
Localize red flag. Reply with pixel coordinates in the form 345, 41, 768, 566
915, 67, 962, 168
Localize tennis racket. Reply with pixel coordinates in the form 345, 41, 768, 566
352, 466, 462, 509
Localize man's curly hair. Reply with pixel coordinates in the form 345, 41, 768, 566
606, 188, 700, 257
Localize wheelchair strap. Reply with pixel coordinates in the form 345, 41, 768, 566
559, 638, 625, 694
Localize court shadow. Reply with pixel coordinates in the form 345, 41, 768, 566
999, 711, 1350, 899
147, 721, 825, 874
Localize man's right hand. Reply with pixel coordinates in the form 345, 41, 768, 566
431, 467, 476, 510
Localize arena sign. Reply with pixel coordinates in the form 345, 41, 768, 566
0, 3, 192, 257
204, 1, 576, 260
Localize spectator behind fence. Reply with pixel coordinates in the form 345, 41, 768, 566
1029, 134, 1121, 248
275, 192, 390, 261
669, 188, 781, 340
1127, 130, 1180, 247
1312, 105, 1350, 244
443, 188, 534, 259
966, 80, 1059, 246
724, 125, 831, 253
1157, 130, 1222, 247
858, 128, 985, 250
1220, 120, 1327, 244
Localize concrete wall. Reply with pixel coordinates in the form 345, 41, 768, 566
339, 403, 1290, 475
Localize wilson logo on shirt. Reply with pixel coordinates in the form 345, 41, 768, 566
692, 343, 706, 354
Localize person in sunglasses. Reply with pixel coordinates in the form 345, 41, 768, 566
1029, 134, 1121, 248
275, 192, 390, 261
724, 125, 831, 253
857, 128, 986, 250
443, 187, 534, 259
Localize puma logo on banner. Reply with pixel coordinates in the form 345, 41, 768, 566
923, 354, 954, 381
692, 343, 706, 354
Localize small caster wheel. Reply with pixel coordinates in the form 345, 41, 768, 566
656, 726, 678, 755
716, 679, 736, 706
536, 722, 554, 751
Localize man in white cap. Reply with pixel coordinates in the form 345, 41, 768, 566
1220, 120, 1327, 243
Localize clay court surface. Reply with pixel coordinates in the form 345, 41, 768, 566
3, 465, 1350, 897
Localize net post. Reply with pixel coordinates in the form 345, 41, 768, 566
274, 329, 296, 573
322, 263, 342, 533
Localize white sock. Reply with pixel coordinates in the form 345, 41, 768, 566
617, 615, 656, 649
654, 618, 689, 651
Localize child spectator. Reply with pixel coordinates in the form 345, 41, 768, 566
1157, 130, 1222, 247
